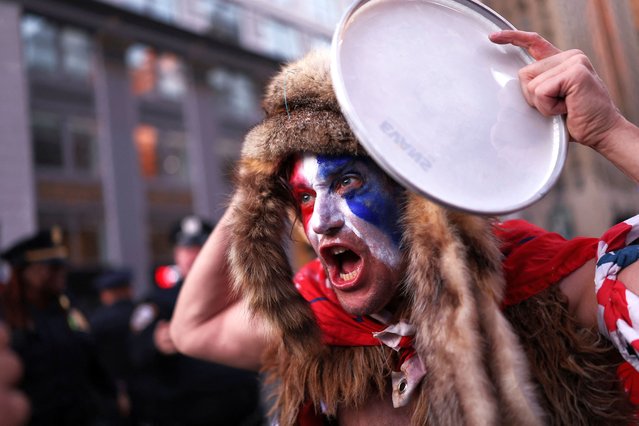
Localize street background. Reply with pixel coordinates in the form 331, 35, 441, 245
1, 0, 638, 300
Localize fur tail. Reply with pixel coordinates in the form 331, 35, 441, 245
451, 212, 544, 425
405, 195, 543, 425
404, 195, 498, 425
228, 157, 322, 359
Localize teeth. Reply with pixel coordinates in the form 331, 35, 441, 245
332, 247, 347, 255
339, 270, 357, 281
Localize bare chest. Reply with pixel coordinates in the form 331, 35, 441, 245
337, 392, 414, 426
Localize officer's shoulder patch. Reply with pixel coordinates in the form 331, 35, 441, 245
130, 303, 158, 333
67, 308, 90, 332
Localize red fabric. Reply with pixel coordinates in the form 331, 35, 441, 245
494, 219, 598, 307
297, 401, 325, 426
600, 221, 634, 251
618, 362, 639, 406
291, 219, 635, 424
293, 259, 417, 425
499, 218, 639, 407
294, 258, 386, 346
598, 278, 632, 332
595, 218, 639, 397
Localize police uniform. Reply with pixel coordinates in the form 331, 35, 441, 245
89, 268, 137, 424
128, 216, 263, 425
0, 228, 116, 425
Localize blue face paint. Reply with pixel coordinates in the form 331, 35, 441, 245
316, 155, 403, 246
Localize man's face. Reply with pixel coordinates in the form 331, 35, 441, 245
290, 154, 404, 315
22, 262, 66, 300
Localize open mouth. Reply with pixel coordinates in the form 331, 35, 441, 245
322, 245, 363, 288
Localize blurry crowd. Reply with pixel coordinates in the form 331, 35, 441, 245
0, 216, 264, 426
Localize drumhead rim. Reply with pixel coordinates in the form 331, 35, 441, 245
330, 0, 568, 215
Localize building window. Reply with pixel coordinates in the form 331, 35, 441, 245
134, 124, 158, 178
60, 27, 93, 78
21, 15, 57, 73
252, 16, 304, 60
159, 130, 188, 179
32, 111, 64, 168
157, 53, 186, 99
134, 124, 188, 181
207, 67, 261, 123
21, 14, 93, 80
31, 110, 98, 175
98, 0, 178, 24
69, 117, 98, 172
99, 0, 240, 40
196, 0, 240, 40
146, 0, 177, 23
127, 44, 186, 99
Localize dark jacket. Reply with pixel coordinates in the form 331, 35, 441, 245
12, 301, 116, 425
128, 280, 263, 426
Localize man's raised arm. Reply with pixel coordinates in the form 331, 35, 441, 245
490, 30, 639, 182
170, 207, 270, 371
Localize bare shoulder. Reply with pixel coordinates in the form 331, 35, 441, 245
337, 391, 414, 426
558, 259, 598, 329
619, 260, 639, 295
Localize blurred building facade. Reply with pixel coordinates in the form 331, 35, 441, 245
483, 0, 639, 237
1, 0, 639, 297
0, 0, 350, 296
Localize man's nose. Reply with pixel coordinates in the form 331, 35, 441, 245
311, 196, 344, 235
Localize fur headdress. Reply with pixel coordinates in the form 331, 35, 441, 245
227, 50, 543, 425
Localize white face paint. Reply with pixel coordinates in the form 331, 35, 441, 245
289, 154, 404, 315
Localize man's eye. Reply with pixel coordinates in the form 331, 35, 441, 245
336, 175, 362, 194
298, 192, 315, 205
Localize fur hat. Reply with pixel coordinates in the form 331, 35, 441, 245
227, 50, 543, 425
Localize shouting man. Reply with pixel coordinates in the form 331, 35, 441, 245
171, 31, 639, 425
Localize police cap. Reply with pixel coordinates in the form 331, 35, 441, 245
94, 268, 132, 291
1, 227, 67, 266
170, 215, 214, 247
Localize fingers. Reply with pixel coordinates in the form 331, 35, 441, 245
154, 321, 177, 354
527, 74, 568, 116
0, 323, 21, 387
0, 323, 9, 347
519, 49, 591, 84
0, 351, 22, 387
0, 389, 30, 426
490, 30, 623, 149
489, 30, 561, 60
0, 323, 29, 426
518, 52, 596, 116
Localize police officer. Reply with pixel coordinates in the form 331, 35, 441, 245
90, 268, 136, 423
129, 215, 263, 425
0, 228, 116, 425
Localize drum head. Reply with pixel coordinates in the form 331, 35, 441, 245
331, 0, 567, 215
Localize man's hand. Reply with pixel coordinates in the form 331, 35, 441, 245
153, 320, 177, 355
0, 323, 29, 426
489, 30, 624, 150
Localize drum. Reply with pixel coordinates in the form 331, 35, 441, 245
331, 0, 567, 215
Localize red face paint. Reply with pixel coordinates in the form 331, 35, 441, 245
290, 159, 316, 231
288, 154, 405, 316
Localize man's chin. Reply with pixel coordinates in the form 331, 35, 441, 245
335, 294, 383, 317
